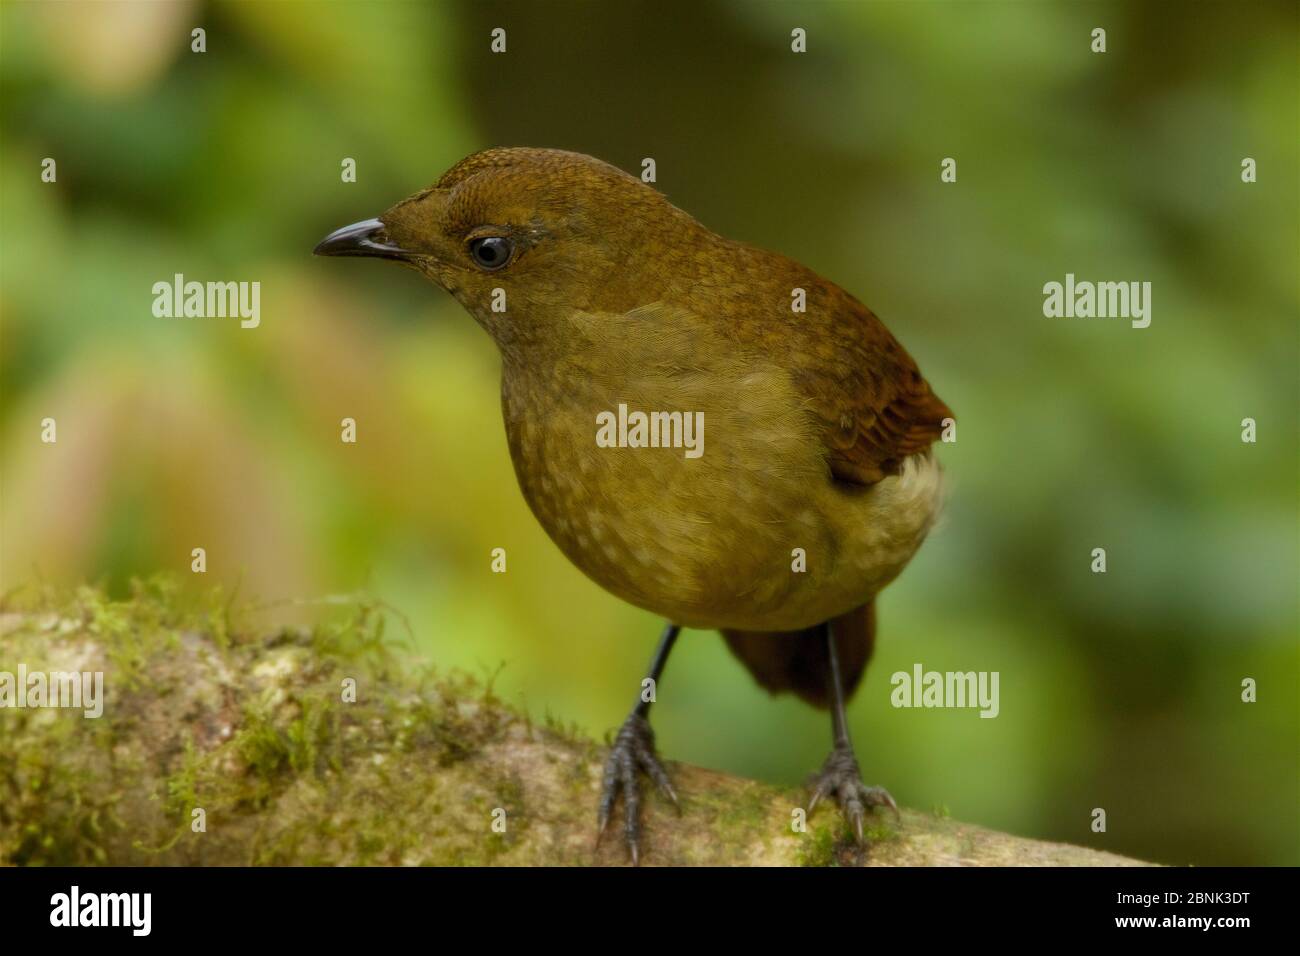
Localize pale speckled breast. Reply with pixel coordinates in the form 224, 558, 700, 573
499, 336, 944, 632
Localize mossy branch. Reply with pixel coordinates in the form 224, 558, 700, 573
0, 584, 1149, 867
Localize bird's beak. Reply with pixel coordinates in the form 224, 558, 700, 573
313, 218, 413, 261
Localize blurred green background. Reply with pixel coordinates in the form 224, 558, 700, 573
1, 0, 1296, 866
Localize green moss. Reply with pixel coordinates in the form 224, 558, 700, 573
0, 578, 529, 865
718, 782, 777, 846
863, 818, 899, 844
797, 822, 840, 867
792, 806, 901, 867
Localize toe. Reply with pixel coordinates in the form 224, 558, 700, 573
808, 774, 835, 813
842, 791, 866, 843
598, 764, 618, 832
596, 755, 624, 838
635, 747, 679, 809
863, 785, 900, 821
620, 756, 641, 863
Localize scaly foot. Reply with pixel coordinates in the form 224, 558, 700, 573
596, 713, 679, 865
807, 743, 899, 842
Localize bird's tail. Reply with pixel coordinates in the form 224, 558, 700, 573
719, 602, 876, 710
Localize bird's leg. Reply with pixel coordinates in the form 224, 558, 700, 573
808, 622, 900, 842
596, 621, 681, 865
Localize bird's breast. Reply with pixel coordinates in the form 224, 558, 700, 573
498, 342, 941, 631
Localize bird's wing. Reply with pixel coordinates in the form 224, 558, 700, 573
790, 295, 952, 486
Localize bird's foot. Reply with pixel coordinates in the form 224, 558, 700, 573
807, 743, 899, 842
596, 712, 679, 865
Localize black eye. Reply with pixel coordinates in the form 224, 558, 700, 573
469, 236, 512, 270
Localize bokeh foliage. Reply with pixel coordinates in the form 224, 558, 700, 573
1, 0, 1296, 865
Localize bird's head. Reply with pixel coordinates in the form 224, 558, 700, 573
315, 147, 704, 358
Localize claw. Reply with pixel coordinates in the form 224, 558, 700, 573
870, 786, 902, 822
807, 779, 830, 814
637, 747, 680, 810
596, 805, 611, 836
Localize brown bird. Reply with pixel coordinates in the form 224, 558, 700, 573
315, 147, 952, 863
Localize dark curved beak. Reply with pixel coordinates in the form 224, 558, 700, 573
313, 218, 412, 261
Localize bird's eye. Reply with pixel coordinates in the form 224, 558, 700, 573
468, 236, 512, 271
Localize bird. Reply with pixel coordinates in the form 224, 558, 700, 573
315, 147, 953, 864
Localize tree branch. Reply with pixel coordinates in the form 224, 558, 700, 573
0, 590, 1149, 866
